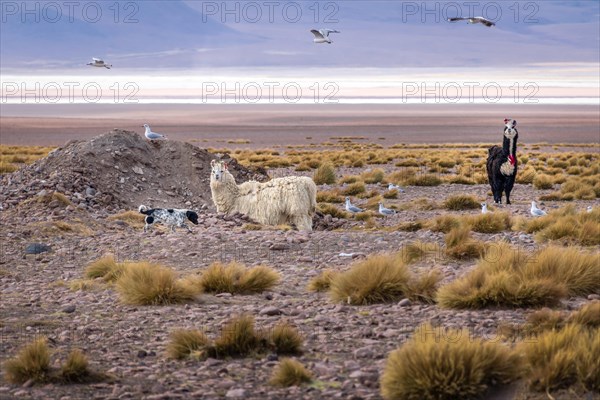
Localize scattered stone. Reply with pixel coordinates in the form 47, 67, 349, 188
225, 388, 246, 398
259, 306, 281, 316
25, 243, 51, 254
398, 298, 412, 307
61, 305, 76, 314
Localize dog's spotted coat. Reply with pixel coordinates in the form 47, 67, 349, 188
138, 205, 199, 233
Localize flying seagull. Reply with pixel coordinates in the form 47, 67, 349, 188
379, 202, 396, 216
345, 197, 363, 213
87, 58, 112, 69
143, 124, 168, 140
388, 183, 405, 193
530, 201, 547, 217
481, 203, 489, 214
447, 16, 495, 27
310, 29, 340, 44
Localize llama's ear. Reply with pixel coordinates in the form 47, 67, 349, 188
210, 160, 216, 167
223, 162, 228, 170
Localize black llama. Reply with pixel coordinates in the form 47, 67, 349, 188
486, 119, 518, 204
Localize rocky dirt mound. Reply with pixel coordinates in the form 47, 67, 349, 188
0, 130, 265, 212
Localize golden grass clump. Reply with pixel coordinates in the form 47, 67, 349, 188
60, 349, 91, 383
213, 315, 267, 358
427, 214, 460, 233
166, 329, 212, 360
466, 212, 512, 233
116, 262, 198, 305
519, 324, 600, 393
307, 269, 339, 292
383, 189, 398, 199
380, 324, 520, 400
533, 174, 554, 189
197, 262, 280, 294
393, 221, 423, 232
107, 210, 146, 227
400, 241, 441, 264
84, 255, 119, 279
342, 182, 366, 195
437, 243, 598, 309
360, 168, 385, 183
270, 358, 313, 387
443, 194, 480, 211
403, 174, 442, 187
317, 203, 349, 219
269, 322, 304, 355
316, 190, 343, 203
329, 253, 439, 305
313, 163, 336, 185
406, 270, 443, 304
4, 338, 51, 384
444, 226, 485, 260
568, 301, 600, 328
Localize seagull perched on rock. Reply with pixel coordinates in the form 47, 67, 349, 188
310, 29, 340, 44
530, 201, 547, 217
388, 183, 405, 193
481, 203, 489, 214
447, 16, 495, 27
86, 57, 112, 69
345, 197, 363, 213
378, 202, 396, 216
143, 124, 168, 140
587, 206, 593, 213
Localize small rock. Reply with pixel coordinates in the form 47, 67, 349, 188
269, 243, 290, 251
398, 298, 412, 307
22, 379, 35, 388
85, 187, 96, 196
61, 305, 76, 314
588, 294, 600, 301
132, 166, 144, 175
137, 350, 147, 358
25, 243, 51, 254
225, 388, 246, 398
353, 346, 375, 359
259, 306, 281, 316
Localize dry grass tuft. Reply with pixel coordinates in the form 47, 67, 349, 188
85, 255, 119, 279
270, 358, 313, 387
313, 163, 336, 185
212, 315, 267, 358
197, 262, 280, 295
60, 349, 91, 383
533, 174, 554, 190
427, 214, 460, 233
466, 212, 512, 233
380, 324, 520, 400
116, 262, 199, 305
4, 338, 51, 384
519, 324, 600, 393
444, 194, 480, 211
166, 329, 212, 360
360, 168, 385, 184
317, 203, 349, 219
437, 243, 598, 309
568, 301, 600, 328
307, 269, 339, 292
108, 211, 145, 227
444, 226, 485, 260
269, 322, 304, 355
342, 182, 366, 196
400, 241, 441, 264
403, 174, 442, 187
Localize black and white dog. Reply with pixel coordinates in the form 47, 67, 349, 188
138, 205, 199, 233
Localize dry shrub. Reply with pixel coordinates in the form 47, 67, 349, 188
317, 203, 349, 219
197, 262, 280, 295
427, 214, 460, 233
404, 174, 442, 187
360, 168, 385, 184
400, 241, 441, 264
316, 190, 343, 203
393, 221, 423, 232
519, 324, 600, 393
521, 205, 600, 246
380, 324, 520, 400
466, 212, 512, 233
85, 255, 118, 279
270, 358, 312, 387
269, 322, 304, 355
444, 195, 480, 211
437, 243, 598, 309
307, 269, 339, 292
166, 329, 212, 360
407, 270, 443, 304
4, 338, 51, 384
60, 349, 91, 383
212, 315, 267, 358
342, 182, 366, 196
383, 189, 398, 199
116, 262, 198, 305
444, 226, 485, 260
329, 253, 439, 305
108, 210, 145, 227
568, 301, 600, 328
533, 174, 554, 189
313, 163, 336, 185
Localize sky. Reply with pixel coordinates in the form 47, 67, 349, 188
1, 0, 599, 69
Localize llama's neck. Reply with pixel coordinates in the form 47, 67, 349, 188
502, 130, 518, 156
210, 172, 239, 212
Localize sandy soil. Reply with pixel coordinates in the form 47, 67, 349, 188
1, 104, 599, 147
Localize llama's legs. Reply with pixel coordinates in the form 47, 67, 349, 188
293, 215, 313, 232
504, 179, 515, 205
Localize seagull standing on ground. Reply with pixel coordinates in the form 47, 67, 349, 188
86, 58, 112, 69
587, 206, 593, 213
447, 16, 495, 27
345, 197, 364, 213
481, 203, 489, 214
388, 183, 405, 193
530, 201, 547, 217
379, 202, 396, 216
310, 29, 340, 44
143, 124, 168, 140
